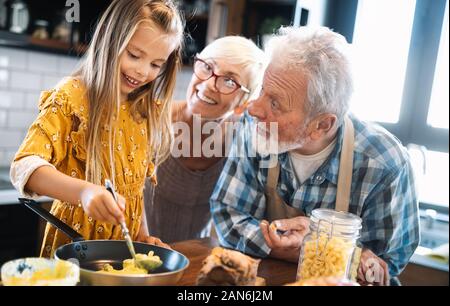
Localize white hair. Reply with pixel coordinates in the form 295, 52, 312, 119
200, 36, 267, 101
265, 26, 353, 125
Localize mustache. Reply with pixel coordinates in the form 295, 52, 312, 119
253, 120, 277, 136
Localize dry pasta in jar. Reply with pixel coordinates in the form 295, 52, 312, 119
296, 209, 362, 282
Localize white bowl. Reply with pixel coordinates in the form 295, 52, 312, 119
1, 258, 79, 286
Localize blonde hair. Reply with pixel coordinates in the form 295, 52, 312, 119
75, 0, 184, 185
199, 36, 267, 101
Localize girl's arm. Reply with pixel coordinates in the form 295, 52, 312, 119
26, 165, 126, 225
138, 204, 150, 237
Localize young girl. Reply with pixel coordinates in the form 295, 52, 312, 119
10, 0, 184, 257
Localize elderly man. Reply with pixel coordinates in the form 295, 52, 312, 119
210, 26, 420, 286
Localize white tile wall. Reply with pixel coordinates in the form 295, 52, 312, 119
42, 75, 62, 90
59, 56, 79, 74
27, 52, 59, 73
0, 150, 16, 166
174, 67, 192, 100
24, 92, 41, 110
7, 110, 37, 129
0, 151, 5, 166
0, 46, 80, 167
10, 71, 42, 91
0, 69, 9, 88
0, 109, 7, 127
0, 48, 27, 70
0, 130, 22, 148
0, 90, 24, 109
0, 46, 192, 168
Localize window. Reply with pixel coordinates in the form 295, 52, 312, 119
351, 0, 416, 124
420, 151, 449, 207
427, 2, 449, 129
348, 0, 449, 207
409, 147, 449, 208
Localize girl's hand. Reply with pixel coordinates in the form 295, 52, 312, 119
136, 234, 171, 249
79, 184, 126, 225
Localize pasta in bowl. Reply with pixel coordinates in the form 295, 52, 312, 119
1, 258, 79, 286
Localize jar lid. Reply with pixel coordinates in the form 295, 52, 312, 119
310, 208, 362, 236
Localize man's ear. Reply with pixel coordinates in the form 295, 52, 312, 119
309, 114, 337, 140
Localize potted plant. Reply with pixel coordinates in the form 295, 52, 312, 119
259, 16, 288, 48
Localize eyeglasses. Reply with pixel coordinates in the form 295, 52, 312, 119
193, 55, 250, 95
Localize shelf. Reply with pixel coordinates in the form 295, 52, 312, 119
29, 37, 87, 54
0, 30, 86, 57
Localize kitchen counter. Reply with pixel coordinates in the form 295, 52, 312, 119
173, 238, 449, 286
0, 238, 447, 286
1, 167, 447, 278
0, 167, 52, 205
0, 189, 52, 206
410, 247, 449, 272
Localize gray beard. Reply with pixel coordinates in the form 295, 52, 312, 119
253, 121, 307, 155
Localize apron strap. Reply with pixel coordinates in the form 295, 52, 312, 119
266, 161, 280, 191
264, 116, 355, 219
265, 160, 304, 221
335, 116, 355, 213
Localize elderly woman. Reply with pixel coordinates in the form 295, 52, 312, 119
144, 36, 266, 242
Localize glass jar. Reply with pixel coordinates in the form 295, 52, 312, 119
296, 208, 362, 282
32, 20, 49, 40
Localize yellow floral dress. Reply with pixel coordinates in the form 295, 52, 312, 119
14, 77, 156, 257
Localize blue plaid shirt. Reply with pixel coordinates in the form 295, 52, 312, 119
210, 113, 420, 276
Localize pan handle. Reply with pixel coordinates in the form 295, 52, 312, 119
19, 198, 85, 242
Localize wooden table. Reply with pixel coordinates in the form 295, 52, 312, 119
171, 237, 298, 286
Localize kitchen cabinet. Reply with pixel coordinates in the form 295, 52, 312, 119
242, 0, 297, 45
206, 0, 246, 44
0, 1, 216, 62
183, 0, 212, 64
0, 0, 111, 56
0, 167, 64, 266
206, 0, 297, 47
0, 201, 52, 266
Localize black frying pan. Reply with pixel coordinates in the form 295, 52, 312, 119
19, 198, 189, 285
